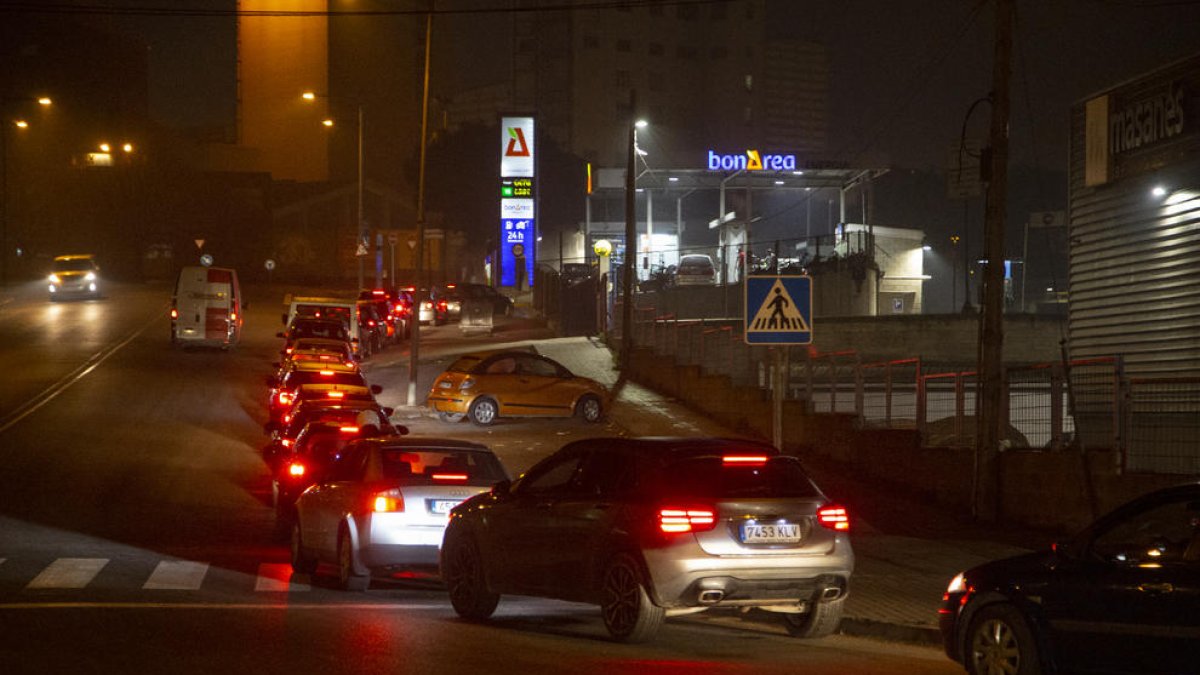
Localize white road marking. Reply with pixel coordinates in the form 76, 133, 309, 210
143, 561, 210, 590
254, 563, 310, 592
27, 558, 109, 589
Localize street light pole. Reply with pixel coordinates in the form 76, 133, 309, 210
357, 103, 364, 291
620, 92, 638, 372
0, 96, 51, 289
407, 3, 434, 407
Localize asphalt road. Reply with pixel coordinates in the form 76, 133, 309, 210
0, 280, 959, 674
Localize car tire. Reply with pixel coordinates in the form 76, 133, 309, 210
468, 397, 498, 426
442, 532, 499, 621
290, 521, 318, 576
600, 553, 664, 643
438, 411, 465, 423
964, 603, 1041, 675
782, 594, 845, 638
575, 395, 603, 423
337, 526, 370, 592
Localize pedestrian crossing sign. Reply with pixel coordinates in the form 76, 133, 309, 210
744, 275, 812, 344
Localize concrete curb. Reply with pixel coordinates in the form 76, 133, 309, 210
838, 617, 942, 646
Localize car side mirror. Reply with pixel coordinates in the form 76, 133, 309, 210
491, 479, 512, 497
370, 385, 383, 395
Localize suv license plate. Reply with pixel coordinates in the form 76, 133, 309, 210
430, 500, 460, 515
741, 523, 802, 544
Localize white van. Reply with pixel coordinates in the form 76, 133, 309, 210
171, 266, 243, 349
283, 295, 366, 358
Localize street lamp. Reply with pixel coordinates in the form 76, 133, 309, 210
1, 94, 52, 288
621, 98, 645, 370
303, 91, 365, 290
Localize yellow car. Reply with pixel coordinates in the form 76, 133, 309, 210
427, 350, 608, 425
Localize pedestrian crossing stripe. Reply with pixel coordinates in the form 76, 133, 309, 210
744, 275, 812, 346
7, 558, 313, 592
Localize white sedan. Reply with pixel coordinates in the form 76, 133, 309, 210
290, 437, 509, 590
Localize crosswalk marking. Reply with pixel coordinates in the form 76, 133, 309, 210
143, 561, 210, 590
254, 563, 310, 592
27, 558, 109, 589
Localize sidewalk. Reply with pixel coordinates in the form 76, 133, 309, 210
529, 336, 1061, 645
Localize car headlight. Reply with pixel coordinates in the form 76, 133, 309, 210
459, 377, 475, 391
85, 272, 96, 281
945, 572, 968, 594
48, 274, 61, 284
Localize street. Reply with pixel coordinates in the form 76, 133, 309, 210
0, 281, 959, 674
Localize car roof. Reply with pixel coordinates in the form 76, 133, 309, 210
581, 436, 778, 458
363, 437, 492, 452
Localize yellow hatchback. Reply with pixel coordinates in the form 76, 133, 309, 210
427, 350, 609, 425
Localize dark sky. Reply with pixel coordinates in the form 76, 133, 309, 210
97, 0, 1200, 171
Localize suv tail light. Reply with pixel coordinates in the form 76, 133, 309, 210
816, 505, 850, 531
276, 391, 291, 406
287, 462, 305, 477
658, 507, 717, 534
373, 489, 404, 513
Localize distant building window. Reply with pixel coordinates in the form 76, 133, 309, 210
677, 5, 698, 20
649, 42, 664, 56
616, 70, 631, 88
616, 39, 632, 52
710, 46, 728, 59
584, 34, 599, 48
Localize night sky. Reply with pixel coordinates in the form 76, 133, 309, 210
89, 0, 1200, 172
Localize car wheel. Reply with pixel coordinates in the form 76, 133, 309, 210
576, 395, 603, 423
438, 411, 465, 423
600, 553, 664, 643
965, 603, 1041, 675
468, 397, 498, 426
782, 595, 845, 638
290, 521, 318, 576
337, 526, 369, 592
442, 533, 499, 621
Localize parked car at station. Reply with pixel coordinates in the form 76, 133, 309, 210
440, 437, 854, 643
671, 254, 717, 286
940, 483, 1200, 675
426, 349, 608, 425
290, 437, 509, 590
457, 282, 513, 316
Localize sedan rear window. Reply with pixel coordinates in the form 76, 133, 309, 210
286, 372, 365, 387
380, 448, 507, 484
651, 456, 823, 500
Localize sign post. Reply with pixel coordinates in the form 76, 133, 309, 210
744, 275, 813, 449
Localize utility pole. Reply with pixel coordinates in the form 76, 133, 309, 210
621, 90, 636, 371
407, 5, 433, 407
975, 0, 1013, 522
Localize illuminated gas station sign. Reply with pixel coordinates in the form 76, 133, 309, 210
500, 116, 536, 288
706, 149, 797, 172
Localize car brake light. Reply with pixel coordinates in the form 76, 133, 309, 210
658, 507, 717, 534
722, 455, 768, 465
432, 473, 468, 481
288, 462, 305, 477
345, 362, 356, 369
816, 505, 850, 531
437, 300, 447, 310
170, 308, 178, 319
230, 311, 238, 321
339, 426, 360, 434
373, 489, 404, 512
281, 439, 292, 448
277, 392, 291, 405
372, 289, 386, 296
327, 391, 345, 399
319, 370, 334, 376
368, 320, 376, 327
285, 347, 294, 354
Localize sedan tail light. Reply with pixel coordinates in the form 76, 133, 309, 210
816, 505, 850, 531
287, 462, 305, 477
373, 489, 405, 513
658, 506, 717, 534
276, 391, 291, 406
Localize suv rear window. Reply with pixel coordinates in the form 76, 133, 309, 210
651, 455, 823, 500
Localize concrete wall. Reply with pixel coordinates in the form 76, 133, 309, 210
627, 346, 1184, 533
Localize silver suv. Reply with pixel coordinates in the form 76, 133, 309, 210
441, 437, 854, 642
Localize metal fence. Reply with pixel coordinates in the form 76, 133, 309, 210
621, 311, 1199, 475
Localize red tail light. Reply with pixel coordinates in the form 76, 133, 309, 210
816, 505, 850, 531
319, 370, 334, 376
170, 308, 178, 319
285, 347, 294, 354
368, 320, 376, 327
277, 392, 291, 406
327, 391, 345, 399
281, 438, 293, 448
230, 311, 238, 322
437, 300, 447, 310
658, 507, 717, 534
432, 473, 468, 481
373, 489, 404, 513
339, 426, 360, 434
288, 462, 305, 477
722, 455, 768, 466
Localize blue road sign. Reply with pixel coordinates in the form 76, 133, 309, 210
744, 275, 812, 345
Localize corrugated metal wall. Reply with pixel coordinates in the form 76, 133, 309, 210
1068, 55, 1200, 378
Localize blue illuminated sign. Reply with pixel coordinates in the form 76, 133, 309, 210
707, 149, 797, 172
501, 218, 535, 288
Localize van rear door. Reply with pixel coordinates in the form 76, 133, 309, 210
204, 268, 234, 342
175, 267, 209, 339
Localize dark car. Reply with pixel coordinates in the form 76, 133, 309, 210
940, 483, 1200, 675
560, 263, 596, 287
458, 283, 513, 317
277, 317, 351, 355
441, 437, 854, 643
263, 400, 403, 472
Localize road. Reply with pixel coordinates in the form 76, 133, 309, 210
0, 280, 959, 674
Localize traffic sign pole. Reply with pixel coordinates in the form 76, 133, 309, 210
744, 274, 812, 450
